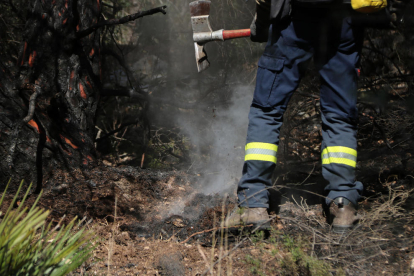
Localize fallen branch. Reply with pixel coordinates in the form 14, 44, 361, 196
76, 6, 167, 38
95, 118, 141, 143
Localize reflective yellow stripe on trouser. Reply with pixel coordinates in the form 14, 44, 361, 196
322, 146, 357, 167
245, 142, 278, 163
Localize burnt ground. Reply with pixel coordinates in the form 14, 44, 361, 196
2, 159, 413, 276
2, 84, 414, 275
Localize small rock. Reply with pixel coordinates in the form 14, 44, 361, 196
52, 184, 68, 194
115, 231, 131, 245
87, 180, 97, 188
102, 160, 114, 167
410, 258, 414, 270
121, 231, 130, 240
405, 158, 414, 173
157, 252, 185, 276
172, 218, 185, 228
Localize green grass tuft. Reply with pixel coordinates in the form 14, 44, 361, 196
0, 180, 97, 276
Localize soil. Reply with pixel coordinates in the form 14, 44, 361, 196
2, 160, 413, 275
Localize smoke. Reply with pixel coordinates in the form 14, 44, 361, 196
128, 0, 260, 197
157, 84, 254, 219
203, 86, 253, 194
98, 0, 263, 221
178, 85, 254, 195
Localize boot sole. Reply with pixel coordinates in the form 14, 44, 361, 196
331, 224, 353, 234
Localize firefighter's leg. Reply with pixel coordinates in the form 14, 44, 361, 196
237, 106, 285, 208
237, 22, 313, 209
318, 15, 364, 207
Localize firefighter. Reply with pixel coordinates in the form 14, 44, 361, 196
226, 0, 406, 233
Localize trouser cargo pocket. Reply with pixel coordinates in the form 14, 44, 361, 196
253, 55, 284, 107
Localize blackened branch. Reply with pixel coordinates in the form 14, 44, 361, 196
95, 118, 141, 142
23, 84, 41, 123
7, 84, 42, 168
76, 6, 167, 38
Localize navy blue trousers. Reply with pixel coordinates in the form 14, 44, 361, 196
238, 7, 364, 208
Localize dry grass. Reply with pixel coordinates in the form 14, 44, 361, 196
275, 184, 414, 275
69, 181, 414, 275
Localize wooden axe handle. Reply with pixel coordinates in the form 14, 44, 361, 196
222, 29, 251, 40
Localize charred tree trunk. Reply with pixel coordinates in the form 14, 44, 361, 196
0, 0, 166, 191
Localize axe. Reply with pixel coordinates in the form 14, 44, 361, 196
190, 0, 250, 72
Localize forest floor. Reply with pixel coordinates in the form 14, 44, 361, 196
6, 160, 412, 276
3, 89, 414, 275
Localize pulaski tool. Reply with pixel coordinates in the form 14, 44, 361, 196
190, 0, 251, 72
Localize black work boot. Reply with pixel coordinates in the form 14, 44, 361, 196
329, 197, 360, 233
225, 207, 271, 231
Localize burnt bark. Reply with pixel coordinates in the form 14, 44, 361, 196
0, 0, 166, 191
